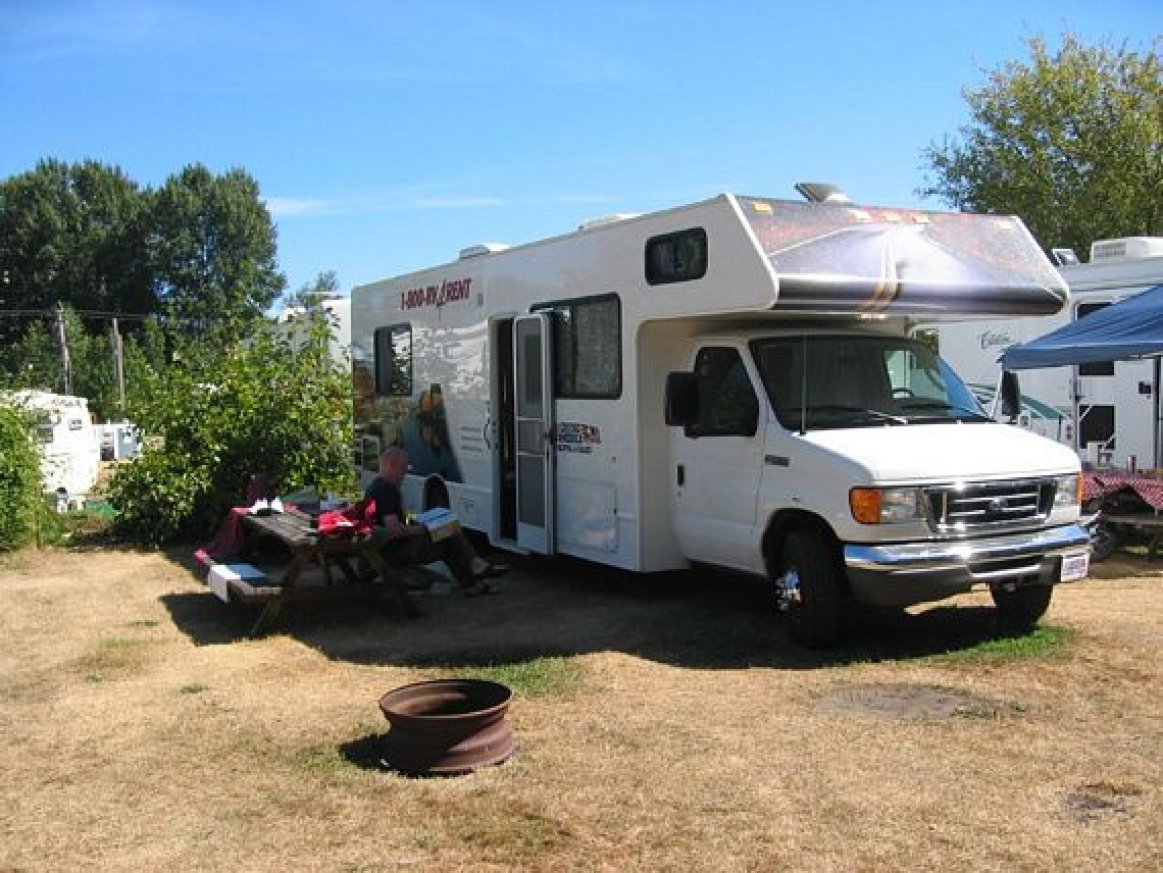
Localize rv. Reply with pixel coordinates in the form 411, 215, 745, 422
3, 390, 101, 506
274, 296, 352, 365
931, 237, 1163, 469
351, 192, 1090, 646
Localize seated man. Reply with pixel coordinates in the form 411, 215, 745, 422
365, 446, 505, 594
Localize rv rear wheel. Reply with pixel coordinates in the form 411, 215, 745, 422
424, 478, 450, 510
777, 529, 841, 648
990, 583, 1052, 631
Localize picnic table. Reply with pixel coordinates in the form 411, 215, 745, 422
206, 508, 420, 636
1083, 470, 1163, 560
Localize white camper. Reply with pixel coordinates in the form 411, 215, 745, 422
4, 390, 101, 505
274, 297, 352, 366
931, 237, 1163, 469
352, 192, 1090, 646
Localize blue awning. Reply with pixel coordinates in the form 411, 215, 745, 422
1001, 284, 1163, 370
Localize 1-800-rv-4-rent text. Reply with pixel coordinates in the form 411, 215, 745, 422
351, 189, 1090, 647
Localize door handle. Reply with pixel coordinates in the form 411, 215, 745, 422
677, 464, 685, 487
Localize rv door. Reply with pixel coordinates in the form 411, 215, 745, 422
514, 314, 555, 553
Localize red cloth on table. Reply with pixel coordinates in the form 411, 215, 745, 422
1084, 472, 1163, 510
194, 506, 252, 569
317, 499, 375, 538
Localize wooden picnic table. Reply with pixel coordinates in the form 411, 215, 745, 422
230, 509, 419, 635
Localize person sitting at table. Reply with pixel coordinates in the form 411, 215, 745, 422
365, 446, 506, 594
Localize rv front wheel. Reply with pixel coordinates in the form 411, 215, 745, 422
990, 583, 1052, 631
777, 529, 841, 648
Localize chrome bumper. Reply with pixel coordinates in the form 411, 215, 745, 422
842, 524, 1091, 608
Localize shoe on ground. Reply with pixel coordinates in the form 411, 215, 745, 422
470, 558, 508, 579
462, 579, 493, 596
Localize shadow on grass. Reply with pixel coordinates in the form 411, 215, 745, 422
160, 550, 1054, 670
338, 732, 390, 772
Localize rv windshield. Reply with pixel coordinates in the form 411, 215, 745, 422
751, 335, 987, 431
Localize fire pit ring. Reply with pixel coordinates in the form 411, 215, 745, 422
378, 678, 515, 775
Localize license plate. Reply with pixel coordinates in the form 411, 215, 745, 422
1060, 553, 1089, 582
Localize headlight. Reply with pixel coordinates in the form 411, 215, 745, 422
850, 487, 925, 524
1052, 474, 1081, 510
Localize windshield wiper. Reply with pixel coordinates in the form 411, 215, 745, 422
802, 404, 908, 425
896, 399, 991, 421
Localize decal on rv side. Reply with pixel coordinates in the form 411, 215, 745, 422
353, 379, 464, 482
400, 277, 473, 311
555, 422, 602, 454
978, 329, 1014, 350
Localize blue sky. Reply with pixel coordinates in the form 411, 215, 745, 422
1, 1, 1157, 300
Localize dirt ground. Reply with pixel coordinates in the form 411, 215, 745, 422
1, 545, 1160, 872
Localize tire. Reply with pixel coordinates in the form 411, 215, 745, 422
778, 529, 842, 648
1089, 521, 1119, 562
424, 478, 450, 510
990, 583, 1053, 631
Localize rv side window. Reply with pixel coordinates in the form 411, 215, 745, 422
645, 228, 708, 285
689, 347, 758, 437
1076, 303, 1114, 376
374, 324, 412, 396
533, 294, 621, 399
33, 412, 54, 444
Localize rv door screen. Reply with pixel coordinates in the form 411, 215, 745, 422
514, 314, 554, 553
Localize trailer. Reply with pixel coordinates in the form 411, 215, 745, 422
930, 237, 1163, 469
352, 191, 1090, 646
3, 390, 101, 506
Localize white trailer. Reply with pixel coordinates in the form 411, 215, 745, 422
274, 296, 352, 365
352, 192, 1089, 646
930, 237, 1163, 469
3, 390, 101, 505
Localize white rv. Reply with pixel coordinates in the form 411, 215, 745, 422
931, 237, 1163, 469
274, 296, 352, 365
3, 390, 101, 505
352, 192, 1090, 646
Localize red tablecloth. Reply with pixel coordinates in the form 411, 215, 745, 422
1083, 472, 1163, 510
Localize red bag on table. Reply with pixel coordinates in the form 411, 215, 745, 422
317, 499, 375, 538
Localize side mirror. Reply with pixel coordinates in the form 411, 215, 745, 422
665, 372, 699, 427
1000, 370, 1022, 421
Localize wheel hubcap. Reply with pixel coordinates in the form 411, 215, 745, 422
776, 568, 801, 612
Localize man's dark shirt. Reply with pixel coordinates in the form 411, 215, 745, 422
364, 476, 404, 527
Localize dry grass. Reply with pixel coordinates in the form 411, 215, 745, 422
0, 546, 1161, 872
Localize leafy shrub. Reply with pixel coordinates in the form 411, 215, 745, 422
107, 318, 354, 545
0, 404, 42, 550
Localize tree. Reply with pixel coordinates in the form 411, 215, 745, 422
0, 403, 42, 550
106, 318, 354, 545
920, 33, 1162, 255
149, 164, 285, 338
282, 270, 341, 312
0, 159, 151, 345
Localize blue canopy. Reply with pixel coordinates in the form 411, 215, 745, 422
1001, 284, 1163, 370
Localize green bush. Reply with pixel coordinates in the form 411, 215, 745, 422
0, 404, 42, 550
107, 318, 354, 545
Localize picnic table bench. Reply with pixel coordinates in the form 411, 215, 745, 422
219, 509, 421, 635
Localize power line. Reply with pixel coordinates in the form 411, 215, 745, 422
0, 308, 152, 320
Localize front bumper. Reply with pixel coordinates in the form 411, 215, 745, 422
843, 523, 1091, 608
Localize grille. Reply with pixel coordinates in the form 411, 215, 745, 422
925, 479, 1054, 534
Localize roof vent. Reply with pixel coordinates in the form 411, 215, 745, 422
458, 242, 510, 260
577, 213, 640, 232
1089, 237, 1163, 263
794, 182, 852, 204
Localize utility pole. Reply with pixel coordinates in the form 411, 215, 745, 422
111, 317, 126, 417
55, 302, 73, 395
